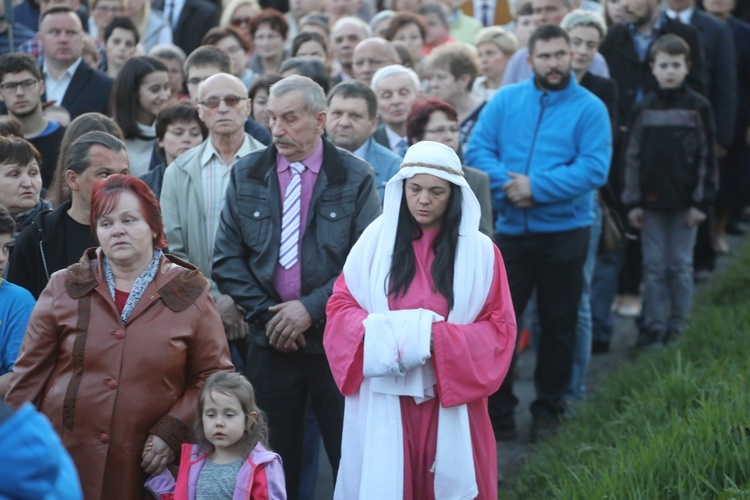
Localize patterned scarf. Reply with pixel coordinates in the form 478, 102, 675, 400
103, 248, 163, 323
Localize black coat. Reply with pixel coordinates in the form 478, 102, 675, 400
599, 15, 707, 131
688, 9, 737, 147
580, 72, 621, 206
43, 62, 113, 119
153, 0, 220, 56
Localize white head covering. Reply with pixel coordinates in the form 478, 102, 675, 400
382, 141, 482, 242
336, 141, 495, 500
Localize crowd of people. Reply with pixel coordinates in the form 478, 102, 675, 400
0, 0, 748, 497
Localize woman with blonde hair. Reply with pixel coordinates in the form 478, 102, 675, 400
472, 26, 518, 101
221, 0, 262, 46
125, 0, 173, 52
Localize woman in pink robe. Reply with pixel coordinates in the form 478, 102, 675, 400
324, 141, 516, 499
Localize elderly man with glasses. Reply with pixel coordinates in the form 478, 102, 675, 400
161, 72, 264, 365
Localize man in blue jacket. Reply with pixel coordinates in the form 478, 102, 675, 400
465, 24, 611, 442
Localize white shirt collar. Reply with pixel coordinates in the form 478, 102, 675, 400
201, 134, 253, 167
666, 6, 694, 24
45, 57, 83, 81
384, 126, 406, 150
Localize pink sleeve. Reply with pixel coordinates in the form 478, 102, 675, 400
432, 245, 517, 408
250, 458, 286, 499
323, 274, 368, 396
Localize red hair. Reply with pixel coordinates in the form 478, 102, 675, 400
406, 97, 458, 145
90, 175, 167, 249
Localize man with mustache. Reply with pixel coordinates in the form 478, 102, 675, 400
212, 75, 380, 499
466, 24, 612, 443
161, 72, 264, 361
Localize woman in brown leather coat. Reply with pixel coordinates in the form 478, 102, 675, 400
6, 175, 233, 499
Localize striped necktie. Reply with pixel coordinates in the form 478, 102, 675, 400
279, 162, 305, 269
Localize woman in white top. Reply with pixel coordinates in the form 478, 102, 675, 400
111, 57, 171, 176
471, 27, 519, 101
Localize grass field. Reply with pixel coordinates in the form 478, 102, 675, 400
506, 243, 750, 499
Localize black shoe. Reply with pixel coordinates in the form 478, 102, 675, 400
636, 330, 663, 349
726, 221, 746, 236
493, 415, 518, 441
592, 340, 610, 354
530, 414, 560, 443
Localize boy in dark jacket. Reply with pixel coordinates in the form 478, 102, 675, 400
622, 34, 717, 348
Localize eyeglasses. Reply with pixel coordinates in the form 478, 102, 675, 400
0, 79, 38, 93
199, 95, 247, 108
424, 126, 460, 136
231, 17, 252, 27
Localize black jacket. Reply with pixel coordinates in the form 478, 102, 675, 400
599, 15, 707, 132
153, 0, 219, 56
212, 139, 382, 353
688, 9, 737, 147
140, 162, 168, 201
7, 201, 96, 299
621, 85, 717, 211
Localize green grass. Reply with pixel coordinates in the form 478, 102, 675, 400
506, 243, 750, 499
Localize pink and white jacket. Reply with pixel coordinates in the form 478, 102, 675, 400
146, 442, 286, 500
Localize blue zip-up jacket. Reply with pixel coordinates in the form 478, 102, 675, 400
465, 74, 612, 236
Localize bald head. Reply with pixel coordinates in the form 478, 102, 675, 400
198, 72, 245, 101
197, 73, 251, 138
352, 38, 398, 86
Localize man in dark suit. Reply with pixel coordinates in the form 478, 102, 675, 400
156, 0, 220, 56
38, 7, 112, 119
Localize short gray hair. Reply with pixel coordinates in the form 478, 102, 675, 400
148, 44, 187, 63
370, 10, 395, 32
371, 64, 420, 93
560, 9, 607, 39
332, 16, 372, 38
269, 75, 327, 114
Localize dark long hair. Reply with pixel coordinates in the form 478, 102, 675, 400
388, 179, 462, 310
111, 56, 168, 139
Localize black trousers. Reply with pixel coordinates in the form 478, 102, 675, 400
488, 227, 590, 420
245, 345, 344, 500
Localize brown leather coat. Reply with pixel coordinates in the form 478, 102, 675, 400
6, 248, 233, 499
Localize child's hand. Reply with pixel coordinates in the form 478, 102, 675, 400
684, 207, 706, 227
628, 208, 644, 229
